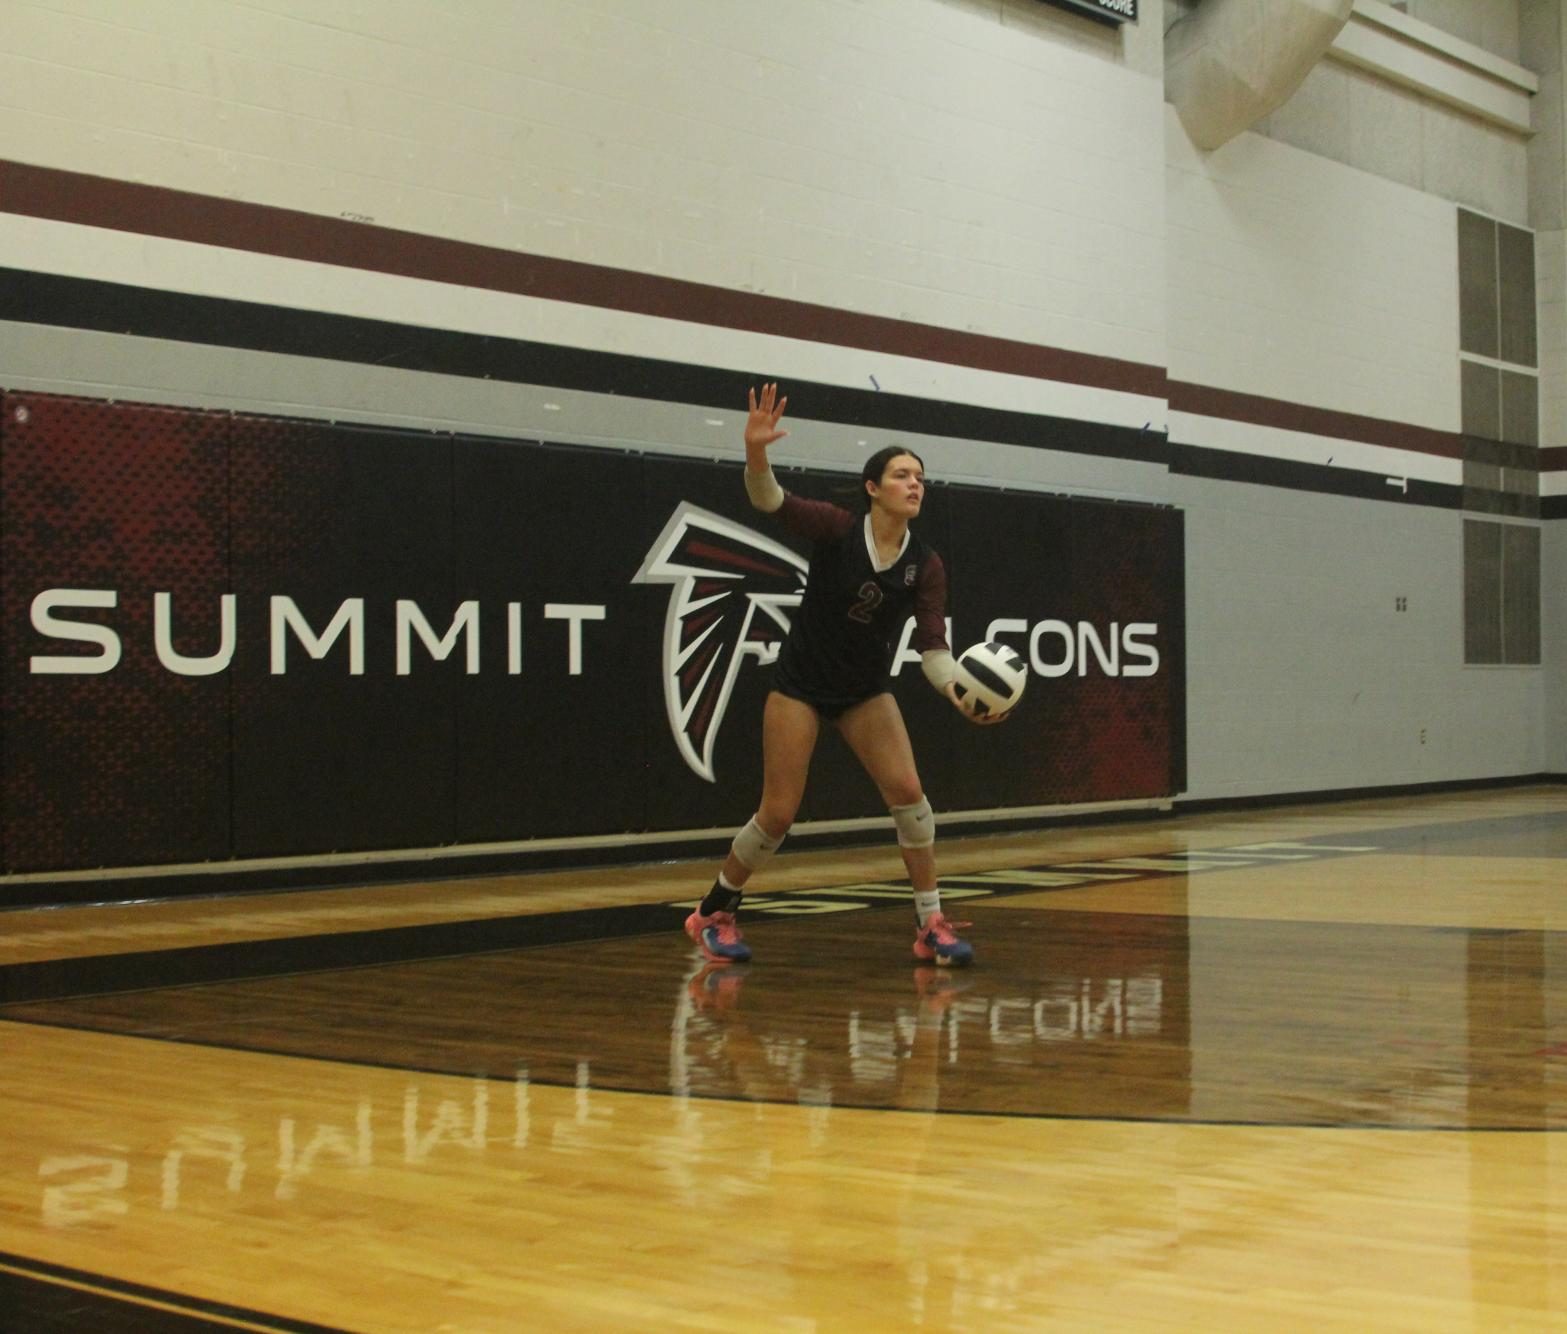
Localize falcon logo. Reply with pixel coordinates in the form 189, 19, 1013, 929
632, 503, 806, 782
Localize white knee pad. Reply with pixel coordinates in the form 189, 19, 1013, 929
891, 796, 935, 849
732, 816, 785, 872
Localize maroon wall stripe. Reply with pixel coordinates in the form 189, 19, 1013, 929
1169, 380, 1464, 460
0, 159, 1165, 398
4, 159, 1526, 467
1539, 446, 1567, 472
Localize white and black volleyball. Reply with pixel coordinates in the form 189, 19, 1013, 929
953, 641, 1028, 720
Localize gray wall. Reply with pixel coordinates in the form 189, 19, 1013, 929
1548, 524, 1567, 771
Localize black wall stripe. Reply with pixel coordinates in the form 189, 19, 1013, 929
0, 268, 1165, 465
1170, 441, 1462, 509
6, 267, 1540, 513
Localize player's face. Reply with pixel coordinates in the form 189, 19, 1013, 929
870, 454, 925, 517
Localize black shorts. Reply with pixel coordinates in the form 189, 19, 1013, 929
770, 659, 886, 721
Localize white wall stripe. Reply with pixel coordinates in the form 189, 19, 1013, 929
0, 212, 1168, 435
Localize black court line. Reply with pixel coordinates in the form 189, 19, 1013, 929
3, 808, 1563, 1006
6, 813, 1567, 1134
0, 898, 691, 1004
0, 838, 1374, 1004
0, 1252, 346, 1333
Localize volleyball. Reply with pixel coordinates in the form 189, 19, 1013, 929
953, 641, 1028, 720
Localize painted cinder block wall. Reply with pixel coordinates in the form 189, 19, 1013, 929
1167, 100, 1544, 797
0, 0, 1558, 841
0, 0, 1168, 451
1549, 525, 1567, 772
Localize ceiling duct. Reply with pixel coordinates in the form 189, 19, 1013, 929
1167, 0, 1354, 149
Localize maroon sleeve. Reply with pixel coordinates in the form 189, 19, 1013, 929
913, 551, 950, 653
776, 493, 856, 542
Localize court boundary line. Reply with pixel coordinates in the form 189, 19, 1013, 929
11, 805, 1567, 1001
0, 829, 1405, 1001
5, 807, 1565, 1131
0, 1250, 345, 1333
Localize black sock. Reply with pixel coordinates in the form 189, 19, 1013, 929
699, 879, 743, 917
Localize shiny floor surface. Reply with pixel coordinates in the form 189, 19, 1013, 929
2, 786, 1566, 1330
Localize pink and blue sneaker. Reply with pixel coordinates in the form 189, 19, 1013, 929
685, 909, 752, 963
912, 912, 973, 968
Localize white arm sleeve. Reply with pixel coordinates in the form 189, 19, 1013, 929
744, 464, 785, 513
921, 649, 956, 692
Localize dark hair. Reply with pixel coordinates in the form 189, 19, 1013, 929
860, 445, 926, 510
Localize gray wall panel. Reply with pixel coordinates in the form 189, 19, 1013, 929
1547, 523, 1567, 772
1174, 473, 1546, 798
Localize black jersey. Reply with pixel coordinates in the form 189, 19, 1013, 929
770, 494, 949, 710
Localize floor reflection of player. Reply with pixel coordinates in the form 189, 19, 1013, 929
676, 960, 976, 1325
677, 962, 961, 1112
684, 384, 1001, 970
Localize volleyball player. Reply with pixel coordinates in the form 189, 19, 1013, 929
685, 383, 1001, 969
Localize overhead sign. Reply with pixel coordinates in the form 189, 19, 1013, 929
1042, 0, 1138, 23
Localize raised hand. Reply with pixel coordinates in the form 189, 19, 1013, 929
745, 382, 789, 455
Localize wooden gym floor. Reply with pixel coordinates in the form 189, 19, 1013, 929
1, 784, 1566, 1331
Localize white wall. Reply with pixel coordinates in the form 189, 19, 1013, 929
0, 0, 1166, 376
1407, 0, 1521, 62
1167, 109, 1546, 796
1256, 0, 1532, 225
0, 0, 1178, 521
1167, 112, 1458, 432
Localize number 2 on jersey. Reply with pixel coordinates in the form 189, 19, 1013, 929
848, 579, 883, 624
